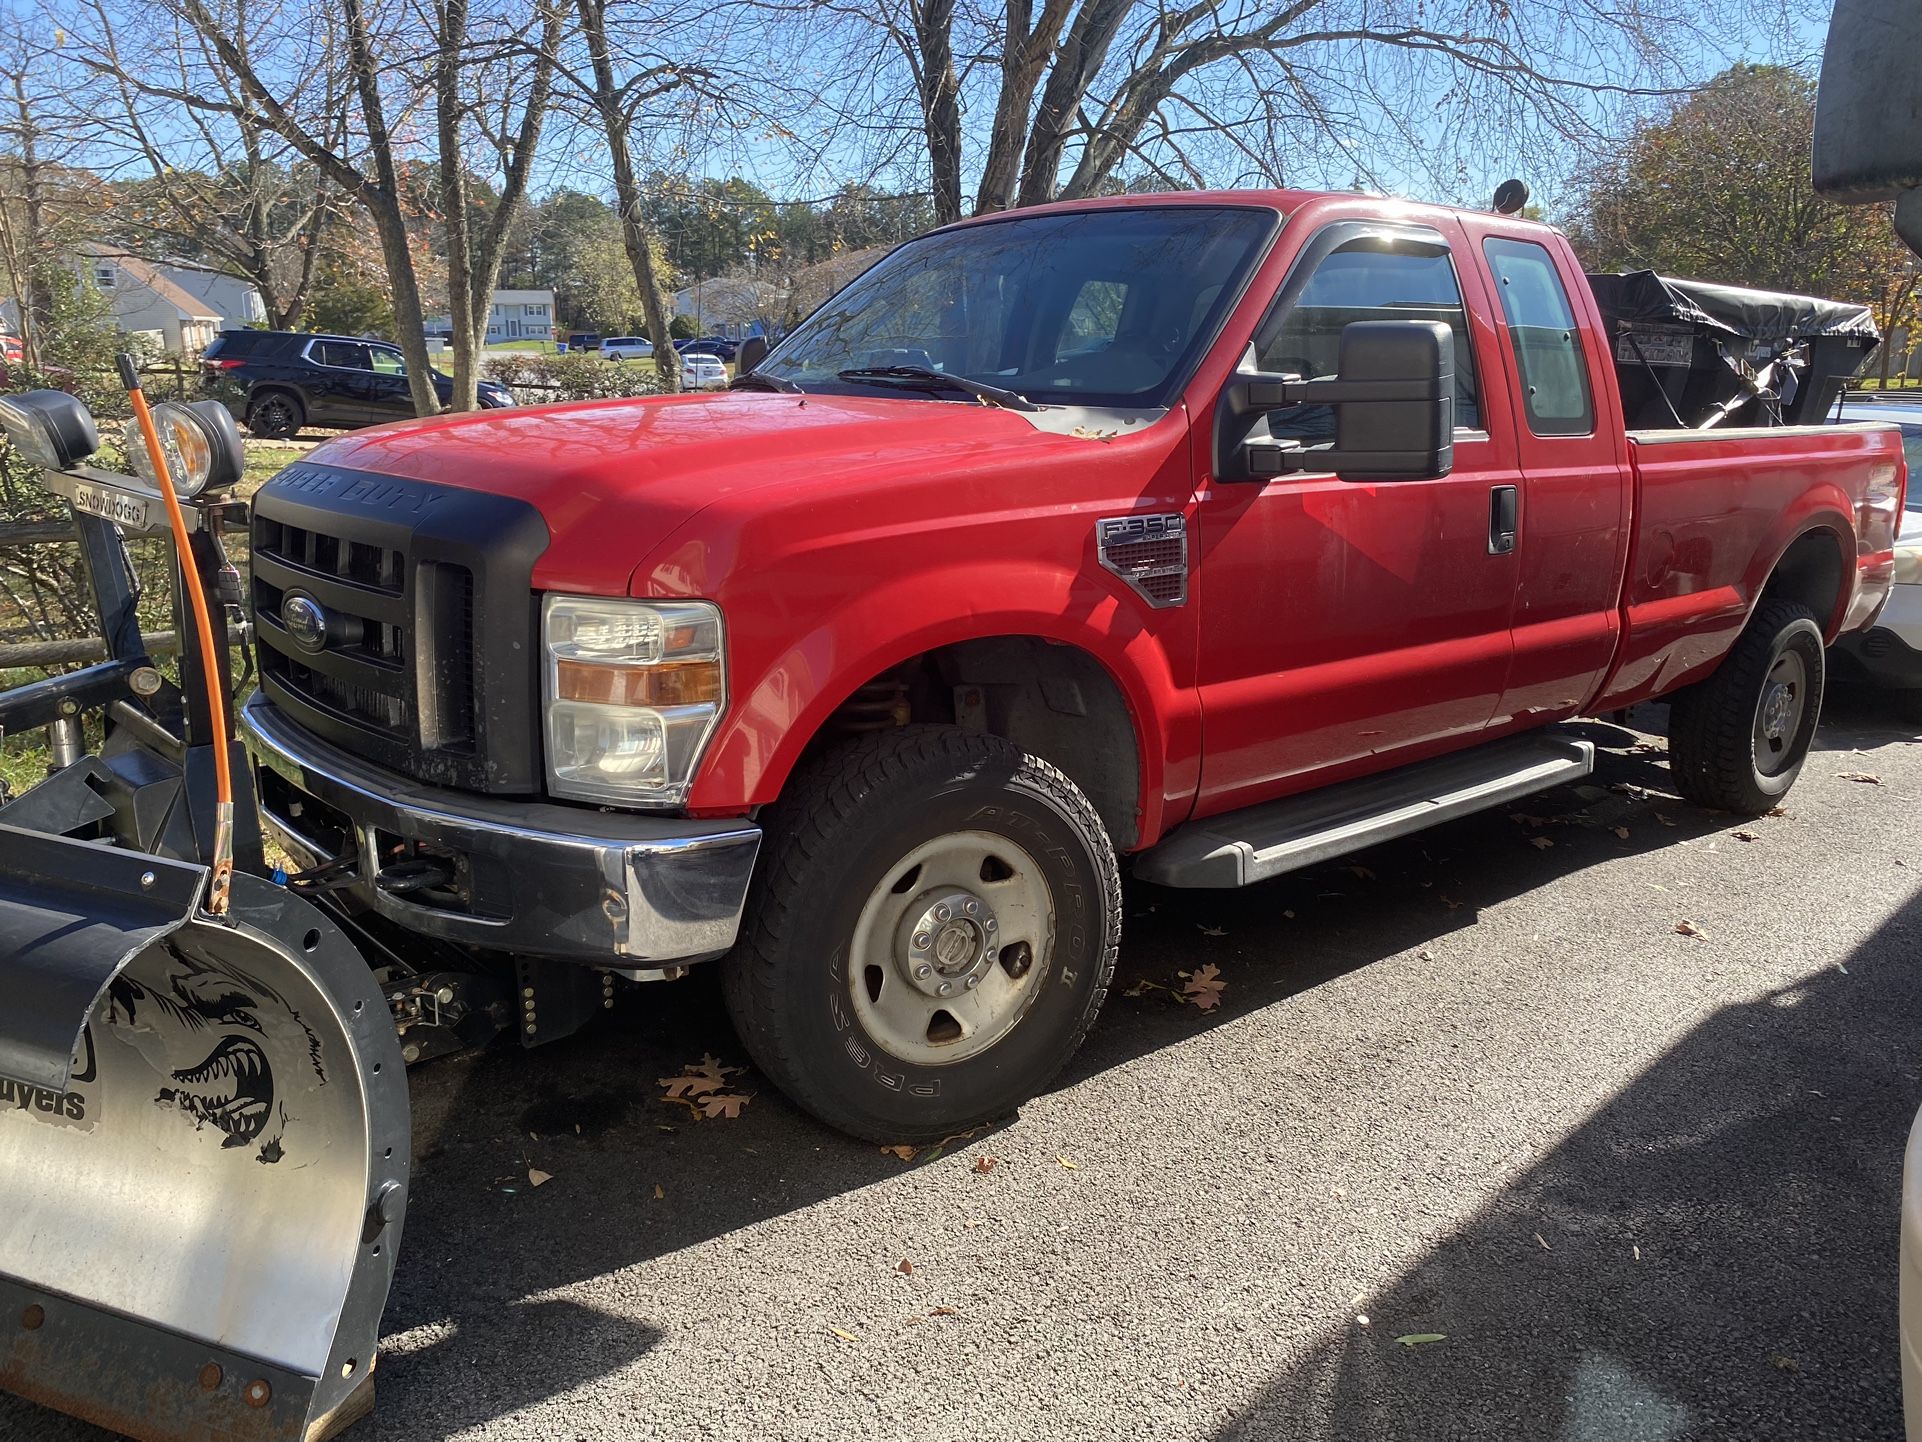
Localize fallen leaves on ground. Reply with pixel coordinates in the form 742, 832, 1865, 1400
1056, 1155, 1078, 1170
659, 1055, 741, 1099
880, 1144, 917, 1161
897, 1259, 914, 1276
1181, 964, 1226, 1011
1344, 864, 1376, 881
929, 1305, 959, 1318
1196, 923, 1228, 937
1674, 919, 1708, 939
1654, 812, 1678, 827
1535, 1232, 1551, 1251
972, 1155, 998, 1174
1509, 812, 1548, 827
829, 1327, 859, 1343
657, 1055, 752, 1120
1528, 836, 1555, 850
1733, 829, 1760, 842
652, 1183, 664, 1200
1838, 770, 1882, 785
1611, 826, 1630, 840
1395, 1333, 1447, 1347
528, 1168, 553, 1188
1438, 894, 1463, 911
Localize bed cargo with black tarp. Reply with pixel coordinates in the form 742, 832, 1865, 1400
1585, 270, 1879, 430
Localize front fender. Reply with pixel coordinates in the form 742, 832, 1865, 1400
682, 557, 1196, 848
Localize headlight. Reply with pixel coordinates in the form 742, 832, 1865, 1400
543, 596, 726, 806
122, 399, 244, 497
0, 390, 99, 470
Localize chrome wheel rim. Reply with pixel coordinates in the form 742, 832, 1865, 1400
1753, 648, 1808, 777
848, 829, 1055, 1066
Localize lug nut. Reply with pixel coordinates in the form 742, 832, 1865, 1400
938, 982, 952, 995
913, 933, 930, 949
965, 900, 979, 915
984, 917, 997, 932
915, 964, 932, 979
964, 975, 980, 989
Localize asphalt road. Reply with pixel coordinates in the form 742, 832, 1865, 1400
7, 689, 1921, 1442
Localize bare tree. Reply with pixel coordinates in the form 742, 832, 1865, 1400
71, 0, 343, 330
62, 0, 564, 414
760, 0, 1775, 226
432, 0, 565, 408
560, 0, 696, 391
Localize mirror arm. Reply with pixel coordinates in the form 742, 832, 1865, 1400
1228, 373, 1440, 413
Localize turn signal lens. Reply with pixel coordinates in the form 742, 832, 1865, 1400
554, 657, 723, 707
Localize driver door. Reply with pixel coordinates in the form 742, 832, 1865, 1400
1191, 219, 1524, 815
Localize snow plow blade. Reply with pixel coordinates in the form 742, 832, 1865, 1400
0, 825, 409, 1442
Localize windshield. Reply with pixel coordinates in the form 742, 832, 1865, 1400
762, 205, 1276, 409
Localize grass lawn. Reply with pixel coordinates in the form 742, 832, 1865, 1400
487, 338, 558, 354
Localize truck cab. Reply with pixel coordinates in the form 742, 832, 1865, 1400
241, 189, 1905, 1141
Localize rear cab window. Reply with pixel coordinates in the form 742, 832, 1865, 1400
1482, 237, 1594, 436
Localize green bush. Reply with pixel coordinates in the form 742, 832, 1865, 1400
669, 314, 699, 340
482, 352, 667, 404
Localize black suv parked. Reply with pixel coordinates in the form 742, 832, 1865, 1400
202, 330, 513, 438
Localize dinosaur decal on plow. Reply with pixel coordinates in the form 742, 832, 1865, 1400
103, 950, 329, 1161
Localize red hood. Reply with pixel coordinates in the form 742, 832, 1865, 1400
304, 390, 1066, 592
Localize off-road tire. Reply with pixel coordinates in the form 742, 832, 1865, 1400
723, 726, 1121, 1143
248, 390, 303, 440
1669, 598, 1825, 814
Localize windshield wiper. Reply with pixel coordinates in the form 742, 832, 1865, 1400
730, 370, 803, 394
835, 365, 1040, 412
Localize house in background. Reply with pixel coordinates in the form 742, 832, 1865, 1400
152, 258, 269, 332
672, 274, 784, 339
424, 288, 556, 344
72, 244, 223, 354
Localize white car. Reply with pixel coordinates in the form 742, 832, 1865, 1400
599, 336, 655, 361
680, 350, 728, 391
1832, 402, 1922, 699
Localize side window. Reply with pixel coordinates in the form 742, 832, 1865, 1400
1254, 241, 1481, 436
313, 341, 372, 371
1482, 237, 1593, 436
369, 347, 406, 376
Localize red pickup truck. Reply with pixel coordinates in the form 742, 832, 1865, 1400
241, 189, 1906, 1142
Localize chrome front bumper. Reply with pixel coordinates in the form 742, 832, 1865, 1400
240, 693, 761, 965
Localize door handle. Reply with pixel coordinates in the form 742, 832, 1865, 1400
1489, 485, 1518, 555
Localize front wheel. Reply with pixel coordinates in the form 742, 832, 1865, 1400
1669, 598, 1825, 813
723, 726, 1120, 1143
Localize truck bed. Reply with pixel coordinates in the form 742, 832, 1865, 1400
1595, 420, 1905, 711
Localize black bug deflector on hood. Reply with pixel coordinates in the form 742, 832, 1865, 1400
0, 827, 411, 1442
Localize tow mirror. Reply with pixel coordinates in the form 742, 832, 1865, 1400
1217, 320, 1455, 483
737, 335, 769, 373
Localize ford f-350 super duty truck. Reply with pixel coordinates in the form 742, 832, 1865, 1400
238, 189, 1906, 1143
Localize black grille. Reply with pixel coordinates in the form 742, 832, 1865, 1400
251, 462, 548, 793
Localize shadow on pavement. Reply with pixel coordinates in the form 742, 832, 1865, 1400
1211, 883, 1920, 1442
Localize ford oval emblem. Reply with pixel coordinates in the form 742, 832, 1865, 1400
282, 593, 330, 653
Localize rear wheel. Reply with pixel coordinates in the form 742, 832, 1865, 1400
723, 726, 1120, 1143
1669, 598, 1825, 813
248, 390, 303, 440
